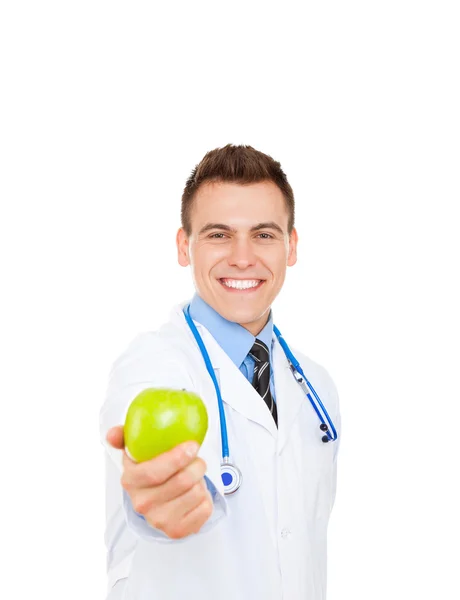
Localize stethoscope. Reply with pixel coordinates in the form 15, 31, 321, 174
183, 305, 338, 496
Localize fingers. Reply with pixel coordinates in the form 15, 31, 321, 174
126, 456, 208, 511
175, 489, 214, 536
106, 426, 124, 449
122, 441, 200, 489
144, 481, 214, 539
118, 437, 212, 539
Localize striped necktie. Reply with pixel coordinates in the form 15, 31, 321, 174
250, 339, 278, 427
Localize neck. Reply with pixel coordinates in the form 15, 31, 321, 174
239, 312, 271, 337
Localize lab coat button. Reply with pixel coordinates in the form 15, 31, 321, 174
281, 528, 291, 539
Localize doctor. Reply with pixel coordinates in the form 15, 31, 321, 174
100, 144, 341, 600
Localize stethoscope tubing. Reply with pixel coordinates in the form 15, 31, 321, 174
184, 305, 338, 455
184, 305, 230, 459
273, 325, 338, 442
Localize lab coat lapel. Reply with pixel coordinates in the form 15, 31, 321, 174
171, 303, 278, 439
272, 336, 305, 453
202, 327, 279, 440
202, 327, 307, 451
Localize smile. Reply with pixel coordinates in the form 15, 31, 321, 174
219, 278, 265, 291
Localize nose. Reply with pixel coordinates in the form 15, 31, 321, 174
227, 237, 257, 270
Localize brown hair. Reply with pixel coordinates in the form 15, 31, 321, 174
181, 144, 295, 236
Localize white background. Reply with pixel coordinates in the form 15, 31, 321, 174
1, 1, 459, 599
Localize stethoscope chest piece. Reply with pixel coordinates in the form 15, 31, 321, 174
221, 460, 243, 495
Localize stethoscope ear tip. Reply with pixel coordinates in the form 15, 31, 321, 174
321, 435, 330, 443
320, 423, 329, 432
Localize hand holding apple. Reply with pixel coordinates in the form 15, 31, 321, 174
106, 387, 213, 539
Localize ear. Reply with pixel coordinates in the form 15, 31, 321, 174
176, 227, 190, 267
287, 227, 298, 267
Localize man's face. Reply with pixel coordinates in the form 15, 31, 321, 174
176, 180, 298, 335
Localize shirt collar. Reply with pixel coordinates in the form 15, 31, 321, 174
188, 293, 274, 369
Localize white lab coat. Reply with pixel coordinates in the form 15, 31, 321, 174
99, 302, 341, 600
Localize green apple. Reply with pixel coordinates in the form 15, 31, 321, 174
124, 387, 208, 462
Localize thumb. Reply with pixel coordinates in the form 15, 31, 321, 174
106, 425, 124, 449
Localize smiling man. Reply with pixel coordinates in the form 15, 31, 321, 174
177, 177, 297, 335
100, 144, 341, 600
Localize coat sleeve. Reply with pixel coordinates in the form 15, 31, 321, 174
99, 332, 228, 543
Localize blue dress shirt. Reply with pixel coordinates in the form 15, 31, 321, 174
189, 293, 276, 402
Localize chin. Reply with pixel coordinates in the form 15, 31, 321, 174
222, 306, 265, 326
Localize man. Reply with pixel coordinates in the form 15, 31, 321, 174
100, 144, 341, 600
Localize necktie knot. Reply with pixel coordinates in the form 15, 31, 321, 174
250, 339, 270, 363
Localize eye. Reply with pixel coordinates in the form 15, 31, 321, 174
209, 233, 227, 239
257, 233, 273, 239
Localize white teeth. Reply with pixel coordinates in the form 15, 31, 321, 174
221, 279, 261, 290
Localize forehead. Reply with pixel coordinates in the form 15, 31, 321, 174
192, 180, 288, 226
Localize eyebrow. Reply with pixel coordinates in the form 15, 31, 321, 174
198, 221, 284, 236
